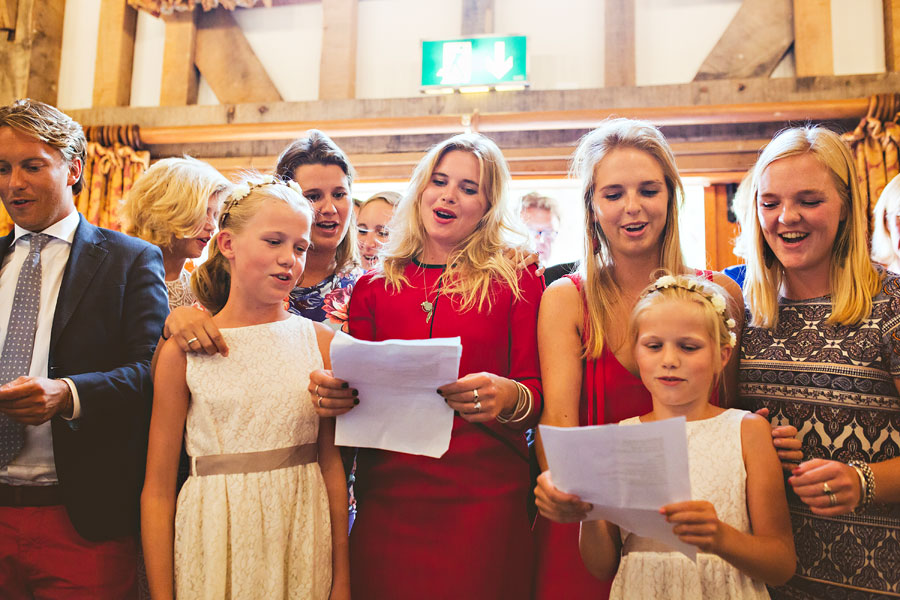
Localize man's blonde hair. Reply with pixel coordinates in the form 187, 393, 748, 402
0, 99, 87, 194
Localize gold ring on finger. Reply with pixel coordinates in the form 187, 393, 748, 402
187, 337, 199, 346
473, 388, 479, 402
474, 400, 482, 412
822, 482, 832, 495
827, 491, 838, 507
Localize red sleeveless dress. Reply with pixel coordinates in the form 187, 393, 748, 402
532, 271, 714, 599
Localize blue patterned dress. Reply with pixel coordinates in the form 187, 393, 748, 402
287, 268, 362, 331
740, 269, 900, 599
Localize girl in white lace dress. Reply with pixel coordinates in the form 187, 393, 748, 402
141, 177, 350, 600
541, 274, 796, 599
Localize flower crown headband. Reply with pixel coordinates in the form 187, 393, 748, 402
221, 176, 304, 226
646, 275, 737, 348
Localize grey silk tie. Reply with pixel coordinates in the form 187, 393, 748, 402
0, 233, 51, 467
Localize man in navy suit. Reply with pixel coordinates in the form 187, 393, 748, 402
0, 99, 168, 597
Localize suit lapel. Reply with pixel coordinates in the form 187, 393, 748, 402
51, 215, 108, 351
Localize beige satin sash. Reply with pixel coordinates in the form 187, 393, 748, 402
189, 443, 318, 477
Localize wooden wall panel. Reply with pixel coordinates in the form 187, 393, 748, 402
93, 0, 138, 107
695, 0, 793, 80
462, 0, 494, 35
886, 0, 899, 72
605, 0, 635, 87
704, 184, 743, 271
319, 0, 357, 100
793, 0, 834, 76
194, 8, 282, 104
161, 7, 199, 106
0, 0, 17, 31
0, 0, 65, 105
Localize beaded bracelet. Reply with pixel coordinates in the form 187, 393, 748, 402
849, 460, 876, 510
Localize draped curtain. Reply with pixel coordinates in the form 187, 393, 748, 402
0, 141, 150, 235
841, 94, 900, 233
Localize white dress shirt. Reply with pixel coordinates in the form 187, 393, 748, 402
0, 210, 82, 485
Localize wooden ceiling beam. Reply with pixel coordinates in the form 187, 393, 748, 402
195, 7, 282, 104
462, 0, 494, 35
793, 0, 834, 76
161, 7, 199, 105
0, 0, 18, 32
319, 0, 358, 100
93, 0, 138, 107
886, 0, 900, 72
68, 73, 898, 132
694, 0, 793, 80
0, 0, 65, 105
133, 98, 867, 145
605, 0, 636, 87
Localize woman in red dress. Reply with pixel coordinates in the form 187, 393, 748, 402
532, 119, 744, 599
311, 132, 543, 599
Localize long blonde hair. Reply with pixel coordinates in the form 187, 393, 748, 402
379, 133, 528, 312
740, 126, 880, 328
192, 176, 313, 314
571, 119, 687, 358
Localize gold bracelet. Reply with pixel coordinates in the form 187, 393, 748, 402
508, 382, 533, 424
849, 460, 875, 509
496, 381, 523, 423
497, 381, 529, 424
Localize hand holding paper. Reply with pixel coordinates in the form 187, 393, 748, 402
330, 332, 462, 458
539, 418, 697, 559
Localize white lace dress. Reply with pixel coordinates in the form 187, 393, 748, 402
610, 409, 770, 600
175, 316, 332, 599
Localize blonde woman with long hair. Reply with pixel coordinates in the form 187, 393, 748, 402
532, 119, 745, 599
739, 126, 900, 598
311, 133, 543, 599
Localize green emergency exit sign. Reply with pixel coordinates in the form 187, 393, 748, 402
421, 35, 527, 89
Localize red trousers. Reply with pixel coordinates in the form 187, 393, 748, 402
0, 505, 137, 600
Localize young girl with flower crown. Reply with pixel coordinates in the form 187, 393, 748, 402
141, 176, 350, 600
536, 273, 795, 599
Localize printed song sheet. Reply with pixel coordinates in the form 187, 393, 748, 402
539, 418, 696, 559
331, 332, 461, 458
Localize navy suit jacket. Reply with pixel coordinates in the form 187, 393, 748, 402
0, 214, 168, 541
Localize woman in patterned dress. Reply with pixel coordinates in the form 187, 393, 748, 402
739, 126, 900, 598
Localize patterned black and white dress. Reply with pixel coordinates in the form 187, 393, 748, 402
740, 269, 900, 599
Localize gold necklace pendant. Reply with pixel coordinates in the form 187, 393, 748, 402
421, 300, 434, 323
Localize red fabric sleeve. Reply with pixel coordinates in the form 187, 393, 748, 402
506, 263, 545, 429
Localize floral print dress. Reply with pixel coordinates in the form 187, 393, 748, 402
287, 268, 362, 332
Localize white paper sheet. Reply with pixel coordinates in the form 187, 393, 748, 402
330, 332, 461, 458
539, 418, 697, 559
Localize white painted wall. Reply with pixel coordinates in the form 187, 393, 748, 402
57, 0, 101, 110
494, 0, 604, 90
357, 0, 463, 98
56, 1, 887, 109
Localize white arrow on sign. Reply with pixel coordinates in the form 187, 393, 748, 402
486, 41, 513, 80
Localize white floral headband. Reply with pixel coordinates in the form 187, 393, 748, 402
221, 176, 304, 225
648, 275, 737, 348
